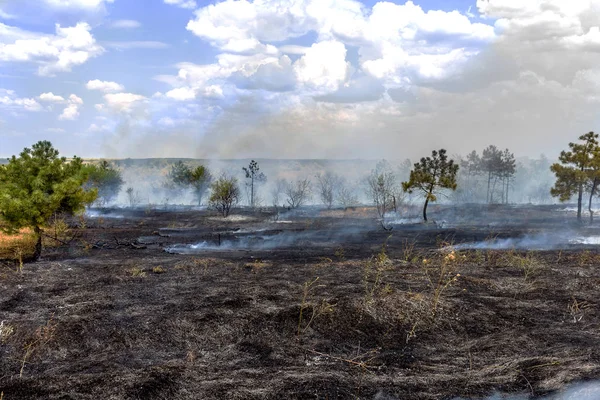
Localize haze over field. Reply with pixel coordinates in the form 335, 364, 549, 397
2, 0, 600, 159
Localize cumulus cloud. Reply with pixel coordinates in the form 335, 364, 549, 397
0, 22, 103, 76
43, 0, 115, 9
58, 94, 84, 120
86, 79, 125, 93
294, 40, 351, 93
39, 92, 66, 103
103, 92, 147, 112
59, 103, 80, 120
166, 87, 197, 101
0, 89, 42, 112
97, 0, 600, 160
164, 0, 197, 10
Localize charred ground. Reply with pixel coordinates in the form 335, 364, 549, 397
1, 204, 600, 399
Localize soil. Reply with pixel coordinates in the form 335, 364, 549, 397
1, 204, 600, 399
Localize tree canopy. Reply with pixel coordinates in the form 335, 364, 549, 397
83, 160, 124, 206
551, 131, 600, 222
168, 161, 213, 205
243, 160, 266, 208
0, 141, 97, 260
402, 149, 459, 222
209, 175, 240, 217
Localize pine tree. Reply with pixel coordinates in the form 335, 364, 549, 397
0, 141, 97, 260
402, 149, 459, 222
551, 132, 599, 222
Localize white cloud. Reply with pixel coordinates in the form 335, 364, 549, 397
104, 92, 146, 112
39, 92, 65, 102
294, 40, 350, 93
0, 8, 15, 19
109, 19, 141, 29
88, 122, 112, 132
69, 94, 83, 104
86, 79, 125, 93
43, 0, 115, 9
58, 94, 84, 120
0, 22, 103, 76
164, 0, 197, 10
203, 85, 224, 98
0, 88, 42, 111
166, 87, 197, 101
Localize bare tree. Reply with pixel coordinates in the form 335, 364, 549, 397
125, 187, 142, 207
271, 178, 287, 207
366, 160, 397, 220
337, 178, 360, 208
315, 171, 343, 209
284, 178, 312, 208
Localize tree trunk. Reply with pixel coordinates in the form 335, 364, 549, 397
578, 183, 584, 222
33, 226, 42, 261
423, 197, 429, 222
589, 178, 598, 224
250, 176, 254, 208
487, 172, 491, 203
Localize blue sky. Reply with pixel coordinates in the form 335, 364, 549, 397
1, 0, 598, 159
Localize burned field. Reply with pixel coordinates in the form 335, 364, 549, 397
1, 204, 600, 399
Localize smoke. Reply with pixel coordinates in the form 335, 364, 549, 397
451, 231, 600, 251
448, 380, 600, 400
164, 225, 366, 254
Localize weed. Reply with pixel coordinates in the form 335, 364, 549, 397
21, 315, 56, 377
13, 247, 23, 273
0, 321, 14, 343
334, 247, 346, 261
152, 266, 166, 274
401, 238, 416, 262
577, 250, 593, 266
422, 249, 460, 315
129, 266, 147, 278
567, 297, 592, 323
297, 277, 334, 336
502, 251, 543, 281
44, 214, 71, 248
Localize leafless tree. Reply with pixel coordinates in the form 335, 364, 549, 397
271, 178, 287, 207
284, 178, 312, 208
366, 160, 398, 220
337, 178, 360, 208
315, 171, 343, 209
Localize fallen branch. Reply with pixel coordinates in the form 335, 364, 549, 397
305, 348, 379, 370
114, 236, 146, 250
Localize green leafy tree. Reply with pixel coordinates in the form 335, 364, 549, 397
209, 175, 240, 217
168, 161, 212, 205
189, 165, 212, 205
0, 141, 97, 260
481, 145, 502, 203
402, 149, 459, 222
83, 160, 124, 206
168, 161, 191, 187
551, 132, 600, 222
243, 160, 266, 208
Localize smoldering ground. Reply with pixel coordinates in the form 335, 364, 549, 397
3, 203, 600, 399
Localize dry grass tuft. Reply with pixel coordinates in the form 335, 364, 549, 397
129, 266, 147, 278
0, 229, 36, 263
